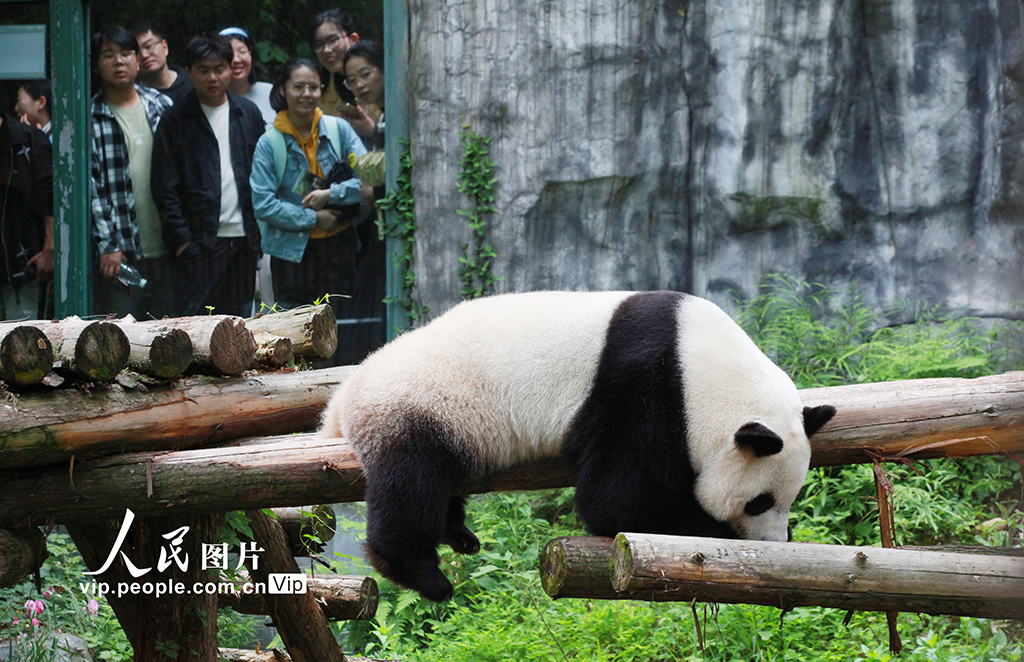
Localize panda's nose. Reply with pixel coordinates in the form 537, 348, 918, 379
787, 526, 793, 542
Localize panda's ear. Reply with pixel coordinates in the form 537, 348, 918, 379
735, 422, 784, 457
802, 405, 837, 437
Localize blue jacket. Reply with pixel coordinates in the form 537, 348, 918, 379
250, 115, 366, 263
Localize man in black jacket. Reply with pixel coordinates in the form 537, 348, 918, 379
0, 88, 53, 321
151, 34, 264, 317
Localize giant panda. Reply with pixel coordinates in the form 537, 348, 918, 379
319, 291, 836, 602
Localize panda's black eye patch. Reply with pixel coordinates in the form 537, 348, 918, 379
744, 493, 775, 517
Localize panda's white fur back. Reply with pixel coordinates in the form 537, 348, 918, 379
324, 291, 635, 468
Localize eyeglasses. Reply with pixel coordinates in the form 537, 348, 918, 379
138, 39, 164, 54
343, 68, 378, 89
312, 33, 346, 53
288, 82, 322, 94
99, 50, 137, 63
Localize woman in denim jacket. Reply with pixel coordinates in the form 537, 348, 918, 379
250, 57, 366, 311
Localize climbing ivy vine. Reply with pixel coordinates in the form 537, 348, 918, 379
376, 140, 429, 324
457, 125, 502, 299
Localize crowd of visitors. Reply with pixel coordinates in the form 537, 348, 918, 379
0, 11, 387, 362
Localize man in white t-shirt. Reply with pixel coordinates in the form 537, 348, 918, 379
151, 34, 265, 317
89, 26, 173, 318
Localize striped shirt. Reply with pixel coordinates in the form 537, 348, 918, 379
90, 85, 172, 258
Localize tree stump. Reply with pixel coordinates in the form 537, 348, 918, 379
252, 330, 294, 369
0, 324, 53, 386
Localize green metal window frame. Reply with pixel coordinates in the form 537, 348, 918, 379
44, 0, 407, 329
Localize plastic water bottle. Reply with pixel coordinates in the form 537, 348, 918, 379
116, 263, 148, 289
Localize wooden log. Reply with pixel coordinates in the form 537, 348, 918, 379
27, 318, 129, 381
0, 526, 48, 588
269, 506, 336, 556
242, 508, 346, 662
0, 324, 54, 387
251, 329, 294, 369
802, 371, 1024, 466
6, 370, 1024, 524
143, 315, 255, 376
610, 533, 1024, 620
247, 305, 337, 360
111, 317, 193, 378
540, 537, 619, 600
219, 574, 378, 621
0, 365, 357, 470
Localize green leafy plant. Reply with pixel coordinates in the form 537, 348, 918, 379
456, 125, 502, 299
377, 140, 429, 326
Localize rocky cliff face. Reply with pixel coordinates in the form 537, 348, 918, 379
408, 0, 1024, 320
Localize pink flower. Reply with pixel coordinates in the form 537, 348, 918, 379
12, 617, 18, 625
42, 587, 54, 598
86, 599, 99, 617
31, 618, 39, 627
23, 600, 44, 617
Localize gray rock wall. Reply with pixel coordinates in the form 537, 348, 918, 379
407, 0, 1024, 321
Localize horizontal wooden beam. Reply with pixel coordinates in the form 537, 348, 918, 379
2, 372, 1023, 525
0, 365, 357, 470
610, 533, 1024, 620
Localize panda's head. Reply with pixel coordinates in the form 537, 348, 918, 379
692, 404, 836, 542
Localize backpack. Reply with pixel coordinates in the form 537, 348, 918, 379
265, 117, 344, 185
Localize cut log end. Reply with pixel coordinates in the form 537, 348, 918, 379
208, 318, 257, 376
307, 306, 338, 359
0, 326, 53, 386
0, 526, 48, 588
144, 328, 194, 378
74, 321, 131, 381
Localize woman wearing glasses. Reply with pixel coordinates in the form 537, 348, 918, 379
310, 11, 361, 117
249, 58, 367, 313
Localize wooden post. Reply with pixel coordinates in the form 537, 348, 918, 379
67, 513, 223, 661
610, 533, 1024, 620
219, 574, 378, 621
0, 324, 53, 386
246, 305, 337, 360
242, 509, 346, 662
539, 537, 619, 600
0, 526, 48, 588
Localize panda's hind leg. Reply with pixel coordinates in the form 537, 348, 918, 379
361, 424, 472, 602
441, 496, 480, 554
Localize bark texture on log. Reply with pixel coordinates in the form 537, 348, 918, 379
145, 316, 255, 376
803, 372, 1024, 467
243, 508, 346, 662
0, 526, 48, 588
28, 319, 130, 381
220, 574, 378, 621
113, 318, 194, 379
539, 536, 620, 600
252, 330, 294, 369
0, 324, 53, 387
67, 513, 222, 662
611, 533, 1024, 620
0, 365, 357, 470
247, 305, 337, 360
